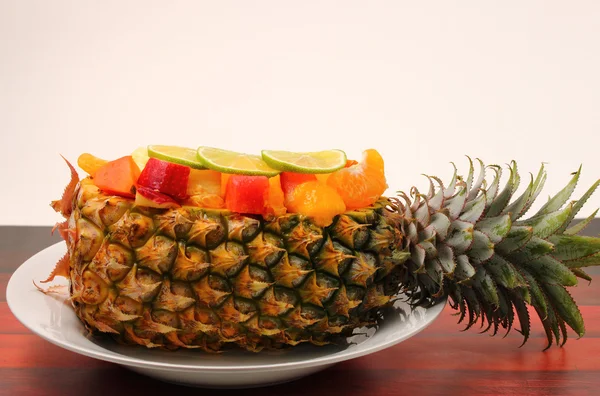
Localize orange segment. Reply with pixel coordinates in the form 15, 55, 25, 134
362, 149, 384, 173
326, 149, 387, 209
286, 181, 346, 227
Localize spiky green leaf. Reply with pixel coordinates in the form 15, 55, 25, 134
425, 258, 444, 292
485, 166, 502, 204
507, 237, 555, 263
445, 187, 467, 220
475, 214, 512, 244
437, 244, 456, 274
521, 256, 577, 286
511, 297, 531, 346
484, 255, 520, 289
444, 163, 458, 199
563, 252, 600, 268
549, 235, 600, 261
487, 161, 519, 217
414, 199, 430, 228
557, 179, 600, 233
540, 306, 561, 350
519, 204, 573, 239
464, 156, 475, 193
454, 254, 475, 282
520, 270, 547, 319
496, 225, 533, 254
467, 159, 486, 201
446, 220, 474, 253
519, 164, 547, 219
426, 212, 452, 240
543, 284, 585, 337
460, 191, 487, 223
535, 166, 580, 216
564, 209, 599, 236
571, 268, 592, 282
468, 230, 494, 264
503, 174, 533, 221
473, 267, 499, 307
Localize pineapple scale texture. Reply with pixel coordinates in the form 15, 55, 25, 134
66, 179, 402, 352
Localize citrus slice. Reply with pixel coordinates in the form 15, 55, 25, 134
196, 146, 280, 177
147, 145, 206, 169
261, 149, 347, 174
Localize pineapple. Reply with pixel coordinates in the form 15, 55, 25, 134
48, 157, 600, 351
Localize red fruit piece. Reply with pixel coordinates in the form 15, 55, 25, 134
225, 175, 269, 215
138, 157, 190, 200
135, 186, 180, 209
93, 156, 140, 198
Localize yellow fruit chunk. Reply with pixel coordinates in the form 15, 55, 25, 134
185, 169, 224, 209
132, 146, 150, 170
187, 169, 222, 197
286, 181, 346, 227
185, 194, 225, 209
77, 153, 108, 176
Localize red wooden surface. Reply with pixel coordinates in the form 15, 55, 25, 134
2, 226, 600, 396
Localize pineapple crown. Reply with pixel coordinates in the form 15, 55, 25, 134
393, 158, 600, 349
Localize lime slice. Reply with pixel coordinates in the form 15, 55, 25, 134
261, 149, 347, 174
148, 145, 206, 169
196, 146, 280, 177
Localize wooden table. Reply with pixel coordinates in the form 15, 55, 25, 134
2, 224, 600, 396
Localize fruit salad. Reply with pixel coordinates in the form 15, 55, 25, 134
77, 146, 388, 227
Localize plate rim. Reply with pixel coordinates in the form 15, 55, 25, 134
7, 242, 446, 372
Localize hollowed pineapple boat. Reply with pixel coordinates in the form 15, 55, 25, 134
45, 146, 600, 352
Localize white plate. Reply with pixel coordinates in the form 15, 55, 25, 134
7, 242, 446, 388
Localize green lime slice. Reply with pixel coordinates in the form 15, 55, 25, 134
196, 146, 280, 177
147, 145, 207, 169
261, 149, 347, 174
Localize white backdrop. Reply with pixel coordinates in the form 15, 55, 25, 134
1, 1, 599, 226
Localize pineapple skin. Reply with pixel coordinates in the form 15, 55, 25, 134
66, 179, 402, 352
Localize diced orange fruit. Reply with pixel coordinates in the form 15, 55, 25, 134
280, 172, 317, 196
326, 149, 387, 209
286, 181, 346, 227
314, 173, 330, 184
221, 173, 231, 197
265, 175, 286, 218
77, 153, 108, 176
93, 156, 141, 198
